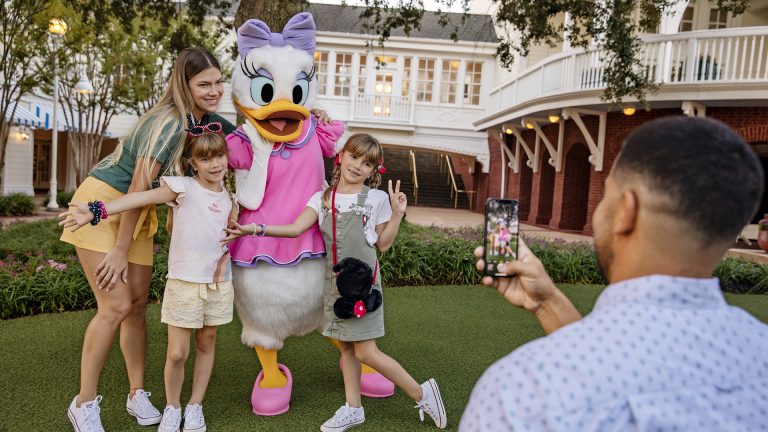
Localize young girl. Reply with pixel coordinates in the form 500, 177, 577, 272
224, 133, 447, 431
61, 127, 233, 432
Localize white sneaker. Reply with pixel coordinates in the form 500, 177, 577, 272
320, 403, 365, 432
158, 405, 182, 432
126, 389, 162, 426
67, 395, 105, 432
183, 404, 206, 432
415, 379, 447, 429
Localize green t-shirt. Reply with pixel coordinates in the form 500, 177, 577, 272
90, 112, 235, 193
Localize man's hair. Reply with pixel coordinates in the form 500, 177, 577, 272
614, 116, 763, 243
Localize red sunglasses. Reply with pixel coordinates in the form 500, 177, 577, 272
186, 122, 223, 137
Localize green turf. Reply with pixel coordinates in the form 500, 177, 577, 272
1, 285, 766, 431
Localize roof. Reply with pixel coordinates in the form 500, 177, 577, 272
308, 3, 497, 43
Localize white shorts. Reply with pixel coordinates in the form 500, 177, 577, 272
161, 279, 234, 328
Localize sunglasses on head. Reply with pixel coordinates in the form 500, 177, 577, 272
186, 122, 223, 136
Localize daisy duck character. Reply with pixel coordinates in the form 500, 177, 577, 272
227, 12, 394, 416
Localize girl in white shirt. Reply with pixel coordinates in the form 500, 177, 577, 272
60, 125, 232, 432
224, 133, 447, 432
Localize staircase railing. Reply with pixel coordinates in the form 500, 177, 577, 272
409, 150, 419, 206
443, 154, 476, 210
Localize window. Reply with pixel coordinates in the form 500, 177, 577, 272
440, 60, 460, 104
314, 51, 328, 96
463, 62, 482, 105
358, 54, 367, 93
679, 5, 694, 32
416, 59, 435, 102
334, 53, 353, 96
402, 57, 412, 97
708, 7, 728, 29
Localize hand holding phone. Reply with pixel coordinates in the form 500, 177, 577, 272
483, 198, 519, 276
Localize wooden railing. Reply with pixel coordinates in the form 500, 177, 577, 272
443, 154, 475, 210
409, 150, 419, 206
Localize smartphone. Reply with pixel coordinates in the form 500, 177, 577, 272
483, 198, 519, 276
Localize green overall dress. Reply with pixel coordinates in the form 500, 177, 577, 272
321, 186, 385, 342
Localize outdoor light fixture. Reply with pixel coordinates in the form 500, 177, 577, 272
525, 122, 535, 129
16, 127, 30, 141
46, 17, 68, 211
623, 106, 636, 116
548, 114, 560, 123
74, 68, 94, 95
375, 83, 384, 92
48, 18, 68, 36
505, 127, 513, 134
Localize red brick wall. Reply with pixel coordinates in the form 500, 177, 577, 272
474, 106, 768, 235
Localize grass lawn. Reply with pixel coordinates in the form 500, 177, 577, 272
1, 284, 767, 431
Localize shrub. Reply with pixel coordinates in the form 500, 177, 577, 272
0, 193, 36, 216
57, 191, 75, 208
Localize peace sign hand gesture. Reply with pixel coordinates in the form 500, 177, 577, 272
388, 179, 407, 216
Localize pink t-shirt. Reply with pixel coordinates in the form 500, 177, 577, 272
226, 117, 344, 266
161, 176, 232, 283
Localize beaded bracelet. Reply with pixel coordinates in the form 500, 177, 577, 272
87, 200, 107, 225
250, 223, 266, 237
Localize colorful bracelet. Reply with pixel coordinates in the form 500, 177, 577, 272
249, 223, 267, 237
87, 201, 106, 225
257, 224, 266, 237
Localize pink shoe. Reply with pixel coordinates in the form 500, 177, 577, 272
251, 363, 293, 416
361, 371, 395, 398
339, 358, 395, 398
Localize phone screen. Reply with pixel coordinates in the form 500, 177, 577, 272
483, 198, 519, 276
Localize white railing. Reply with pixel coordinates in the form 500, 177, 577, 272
487, 26, 768, 113
352, 93, 414, 123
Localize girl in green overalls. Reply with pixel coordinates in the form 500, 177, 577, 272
224, 133, 446, 431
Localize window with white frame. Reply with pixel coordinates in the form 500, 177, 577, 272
314, 51, 328, 96
440, 60, 460, 104
463, 61, 482, 106
402, 57, 412, 97
334, 53, 353, 96
708, 7, 728, 29
416, 58, 435, 102
358, 54, 367, 93
679, 5, 694, 32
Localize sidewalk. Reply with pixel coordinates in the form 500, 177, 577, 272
404, 207, 593, 244
405, 207, 768, 265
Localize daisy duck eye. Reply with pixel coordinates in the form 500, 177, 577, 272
292, 78, 309, 105
250, 75, 275, 106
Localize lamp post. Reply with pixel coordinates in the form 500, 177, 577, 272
46, 18, 68, 210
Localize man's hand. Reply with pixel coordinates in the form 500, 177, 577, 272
476, 236, 582, 333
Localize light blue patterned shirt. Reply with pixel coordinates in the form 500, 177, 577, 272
460, 275, 768, 431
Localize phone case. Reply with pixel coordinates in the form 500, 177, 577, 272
483, 198, 520, 276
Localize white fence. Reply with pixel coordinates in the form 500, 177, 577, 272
351, 93, 414, 123
488, 26, 768, 113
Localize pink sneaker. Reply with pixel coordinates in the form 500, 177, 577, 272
251, 363, 293, 416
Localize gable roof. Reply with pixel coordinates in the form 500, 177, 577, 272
308, 3, 497, 43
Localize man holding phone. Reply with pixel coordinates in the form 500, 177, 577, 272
460, 117, 768, 431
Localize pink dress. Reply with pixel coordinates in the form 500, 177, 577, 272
226, 116, 344, 267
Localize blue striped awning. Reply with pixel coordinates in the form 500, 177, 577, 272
4, 103, 44, 128
33, 102, 72, 131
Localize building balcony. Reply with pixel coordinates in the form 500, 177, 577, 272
351, 93, 415, 125
475, 26, 768, 130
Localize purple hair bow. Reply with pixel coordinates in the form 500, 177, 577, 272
237, 12, 316, 58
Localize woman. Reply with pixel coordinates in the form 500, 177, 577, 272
62, 47, 236, 431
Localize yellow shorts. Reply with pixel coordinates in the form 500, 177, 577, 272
60, 177, 157, 266
161, 279, 234, 329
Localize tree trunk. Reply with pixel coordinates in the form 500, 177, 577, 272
234, 0, 310, 31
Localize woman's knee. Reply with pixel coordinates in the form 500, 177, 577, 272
96, 300, 133, 326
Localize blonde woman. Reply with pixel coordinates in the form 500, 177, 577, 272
61, 47, 236, 432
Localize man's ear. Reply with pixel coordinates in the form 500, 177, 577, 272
615, 189, 638, 235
